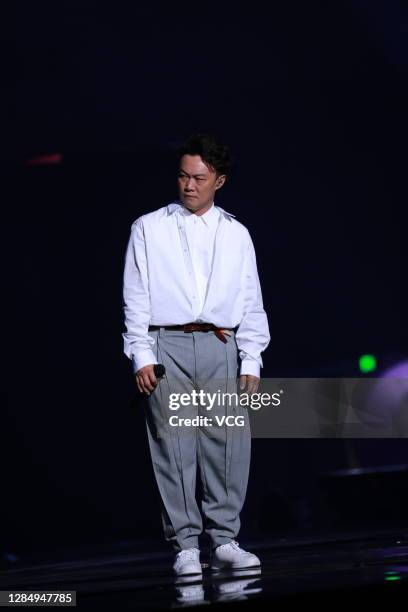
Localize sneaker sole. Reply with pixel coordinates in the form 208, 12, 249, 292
174, 569, 203, 576
210, 561, 261, 570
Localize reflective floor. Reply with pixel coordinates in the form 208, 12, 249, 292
1, 529, 408, 609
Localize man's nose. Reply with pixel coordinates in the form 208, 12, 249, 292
185, 178, 195, 191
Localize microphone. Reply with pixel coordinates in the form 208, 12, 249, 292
154, 364, 166, 379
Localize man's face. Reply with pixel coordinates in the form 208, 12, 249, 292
178, 154, 226, 213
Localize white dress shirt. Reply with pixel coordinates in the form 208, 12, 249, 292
122, 200, 270, 377
181, 202, 220, 318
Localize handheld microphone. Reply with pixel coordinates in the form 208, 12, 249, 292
154, 364, 166, 379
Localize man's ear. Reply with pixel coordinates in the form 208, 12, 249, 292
215, 174, 226, 190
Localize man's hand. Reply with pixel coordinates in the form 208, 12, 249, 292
239, 374, 260, 395
135, 364, 158, 395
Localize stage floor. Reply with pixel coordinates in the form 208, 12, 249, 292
1, 528, 408, 609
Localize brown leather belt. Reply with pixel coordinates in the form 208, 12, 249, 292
148, 323, 236, 344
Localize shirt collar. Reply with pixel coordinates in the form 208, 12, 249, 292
167, 201, 236, 222
181, 201, 219, 228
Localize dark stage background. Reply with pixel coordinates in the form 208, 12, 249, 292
4, 1, 408, 556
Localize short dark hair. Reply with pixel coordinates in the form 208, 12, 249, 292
177, 133, 232, 176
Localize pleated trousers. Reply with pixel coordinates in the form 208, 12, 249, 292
143, 327, 252, 552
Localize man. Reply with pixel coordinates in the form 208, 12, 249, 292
122, 134, 270, 575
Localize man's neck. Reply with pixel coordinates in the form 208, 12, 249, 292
183, 201, 214, 216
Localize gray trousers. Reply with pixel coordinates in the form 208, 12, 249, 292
143, 327, 252, 553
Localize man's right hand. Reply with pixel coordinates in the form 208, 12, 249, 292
135, 364, 158, 395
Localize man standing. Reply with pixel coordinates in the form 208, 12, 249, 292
122, 134, 270, 575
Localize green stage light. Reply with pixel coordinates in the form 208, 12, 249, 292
359, 354, 377, 373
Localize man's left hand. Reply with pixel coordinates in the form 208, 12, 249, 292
239, 375, 260, 395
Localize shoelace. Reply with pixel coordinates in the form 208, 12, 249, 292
219, 540, 246, 554
176, 548, 200, 562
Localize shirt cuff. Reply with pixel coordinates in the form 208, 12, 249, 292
239, 359, 260, 378
132, 349, 158, 374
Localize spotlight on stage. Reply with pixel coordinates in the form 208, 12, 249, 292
350, 360, 408, 435
359, 354, 377, 374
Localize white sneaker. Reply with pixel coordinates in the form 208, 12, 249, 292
211, 540, 261, 570
173, 547, 202, 575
